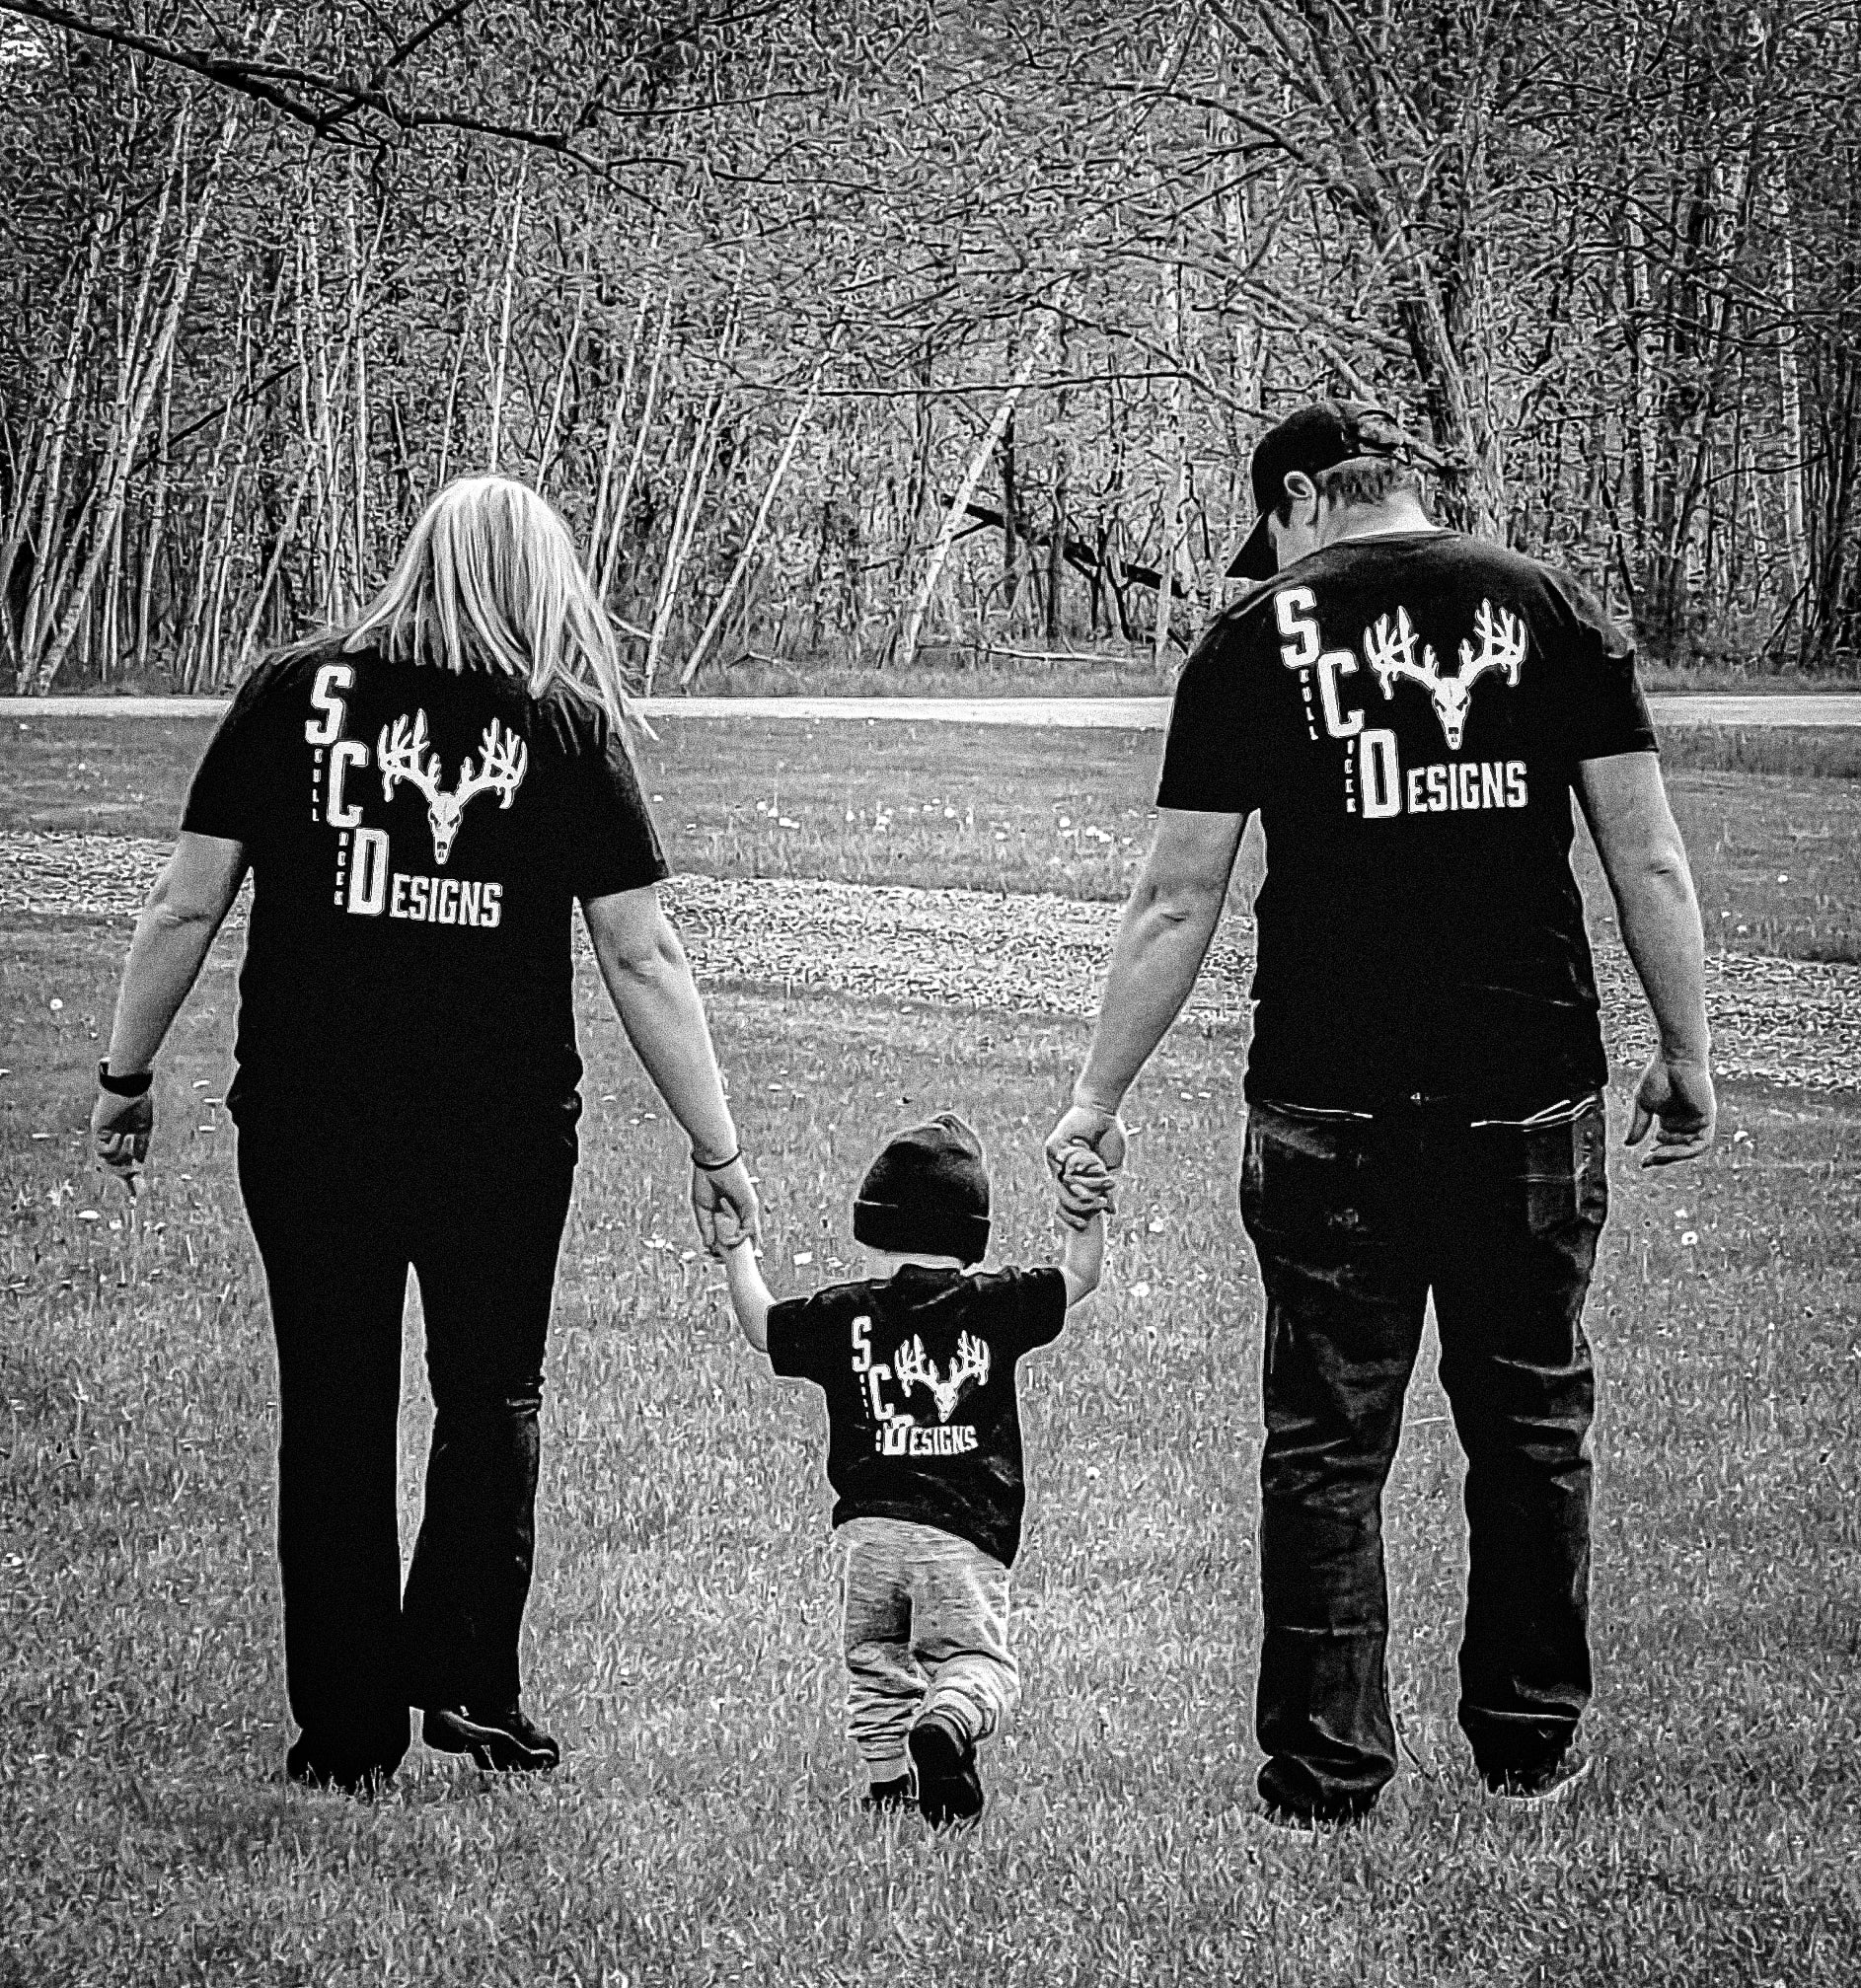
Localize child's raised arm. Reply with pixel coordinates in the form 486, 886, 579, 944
1057, 1148, 1107, 1307
714, 1211, 775, 1353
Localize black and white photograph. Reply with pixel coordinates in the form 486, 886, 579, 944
2, 1, 1857, 1981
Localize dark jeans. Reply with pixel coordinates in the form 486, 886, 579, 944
1237, 1093, 1606, 1819
237, 1109, 577, 1779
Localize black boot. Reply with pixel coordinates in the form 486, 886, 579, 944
422, 1704, 560, 1773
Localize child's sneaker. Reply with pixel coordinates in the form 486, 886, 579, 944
861, 1774, 916, 1813
909, 1712, 984, 1827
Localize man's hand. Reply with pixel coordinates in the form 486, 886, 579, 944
92, 1087, 153, 1193
1045, 1102, 1127, 1229
692, 1155, 761, 1257
1625, 1054, 1716, 1167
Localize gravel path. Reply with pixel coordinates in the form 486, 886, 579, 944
7, 828, 1857, 1093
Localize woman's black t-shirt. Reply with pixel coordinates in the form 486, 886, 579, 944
1155, 531, 1657, 1115
181, 645, 667, 1120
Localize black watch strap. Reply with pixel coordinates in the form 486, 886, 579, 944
97, 1060, 154, 1098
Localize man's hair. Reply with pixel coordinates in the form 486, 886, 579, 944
1312, 458, 1426, 512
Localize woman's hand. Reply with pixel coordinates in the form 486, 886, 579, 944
92, 1086, 154, 1194
692, 1155, 761, 1258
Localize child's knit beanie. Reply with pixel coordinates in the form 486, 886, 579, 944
854, 1112, 991, 1266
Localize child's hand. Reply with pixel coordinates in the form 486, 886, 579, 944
712, 1207, 758, 1255
1059, 1144, 1115, 1216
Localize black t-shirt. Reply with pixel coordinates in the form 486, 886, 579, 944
182, 644, 667, 1119
1156, 531, 1656, 1113
767, 1265, 1068, 1566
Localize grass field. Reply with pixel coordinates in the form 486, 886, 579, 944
60, 644, 1861, 705
6, 710, 1861, 960
4, 717, 1860, 1983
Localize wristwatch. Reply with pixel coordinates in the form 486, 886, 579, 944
97, 1060, 154, 1098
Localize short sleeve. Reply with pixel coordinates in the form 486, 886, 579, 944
565, 712, 671, 902
766, 1292, 832, 1382
181, 657, 289, 847
1548, 572, 1657, 763
1154, 614, 1270, 815
973, 1267, 1068, 1358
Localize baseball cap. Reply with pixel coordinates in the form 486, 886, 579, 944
854, 1112, 991, 1265
1227, 400, 1446, 581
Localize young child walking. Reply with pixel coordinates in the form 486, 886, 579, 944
715, 1112, 1104, 1825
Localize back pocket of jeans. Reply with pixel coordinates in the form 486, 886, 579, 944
1240, 1108, 1376, 1243
1521, 1110, 1606, 1236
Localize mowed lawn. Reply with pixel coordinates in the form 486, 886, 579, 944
6, 709, 1861, 960
3, 714, 1860, 1984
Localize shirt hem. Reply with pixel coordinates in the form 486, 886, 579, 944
831, 1498, 1017, 1569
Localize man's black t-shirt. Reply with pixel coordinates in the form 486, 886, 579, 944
766, 1265, 1068, 1566
182, 645, 667, 1119
1156, 531, 1656, 1113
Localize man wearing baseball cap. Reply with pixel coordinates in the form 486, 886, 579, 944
1046, 399, 1716, 1828
1226, 399, 1448, 586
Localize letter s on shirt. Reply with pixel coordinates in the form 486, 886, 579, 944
305, 662, 354, 746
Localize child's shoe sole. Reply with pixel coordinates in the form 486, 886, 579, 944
909, 1715, 984, 1827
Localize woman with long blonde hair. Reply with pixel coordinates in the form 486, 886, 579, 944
92, 477, 758, 1795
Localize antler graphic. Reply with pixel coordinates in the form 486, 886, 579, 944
893, 1335, 936, 1406
943, 1332, 992, 1413
1364, 607, 1442, 704
453, 719, 529, 816
1362, 601, 1526, 751
377, 709, 443, 809
1456, 601, 1526, 698
892, 1332, 991, 1423
374, 711, 529, 866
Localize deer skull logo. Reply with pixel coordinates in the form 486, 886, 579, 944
377, 710, 528, 864
892, 1332, 991, 1423
1362, 600, 1526, 750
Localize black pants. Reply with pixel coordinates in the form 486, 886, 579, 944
1237, 1094, 1607, 1819
237, 1110, 577, 1780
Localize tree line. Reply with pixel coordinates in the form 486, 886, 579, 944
2, 0, 1856, 695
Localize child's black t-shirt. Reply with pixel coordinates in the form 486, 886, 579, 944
766, 1264, 1068, 1566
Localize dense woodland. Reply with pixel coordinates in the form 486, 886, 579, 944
2, 0, 1858, 694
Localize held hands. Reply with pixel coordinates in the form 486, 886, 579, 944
1625, 1053, 1717, 1168
691, 1154, 762, 1258
711, 1205, 759, 1255
1044, 1101, 1127, 1230
92, 1087, 153, 1196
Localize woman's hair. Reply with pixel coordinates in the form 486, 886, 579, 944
291, 477, 637, 731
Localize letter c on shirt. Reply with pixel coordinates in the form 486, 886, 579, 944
327, 740, 368, 829
1316, 650, 1363, 738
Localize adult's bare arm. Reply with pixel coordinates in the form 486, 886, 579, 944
93, 832, 249, 1181
581, 884, 759, 1249
1048, 808, 1247, 1218
1575, 752, 1716, 1166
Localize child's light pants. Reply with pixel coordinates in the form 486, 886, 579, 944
839, 1515, 1020, 1786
